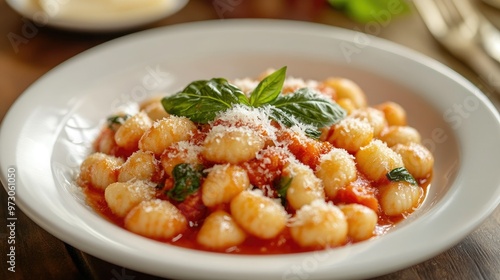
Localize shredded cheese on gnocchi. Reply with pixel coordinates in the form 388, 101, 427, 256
77, 69, 434, 254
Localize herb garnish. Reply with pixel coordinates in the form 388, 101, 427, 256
161, 78, 249, 123
276, 176, 293, 206
106, 114, 130, 130
161, 67, 346, 138
167, 163, 205, 202
386, 167, 418, 186
267, 88, 346, 139
249, 66, 287, 107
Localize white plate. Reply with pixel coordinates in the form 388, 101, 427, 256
1, 20, 500, 279
6, 0, 188, 32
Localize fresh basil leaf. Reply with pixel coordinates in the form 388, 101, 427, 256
160, 69, 345, 140
267, 106, 321, 139
182, 78, 250, 105
167, 163, 204, 202
106, 114, 130, 130
386, 167, 418, 186
182, 80, 210, 94
249, 66, 287, 107
161, 78, 249, 123
304, 128, 322, 139
276, 176, 293, 206
269, 87, 346, 128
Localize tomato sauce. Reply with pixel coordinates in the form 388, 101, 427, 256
82, 173, 431, 255
82, 97, 433, 254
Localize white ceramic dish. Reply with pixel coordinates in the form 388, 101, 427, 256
1, 20, 500, 279
5, 0, 188, 32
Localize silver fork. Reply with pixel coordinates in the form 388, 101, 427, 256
414, 0, 500, 94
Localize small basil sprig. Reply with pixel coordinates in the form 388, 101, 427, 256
276, 176, 293, 206
161, 66, 346, 137
386, 167, 418, 186
106, 114, 130, 131
167, 163, 205, 202
249, 67, 287, 107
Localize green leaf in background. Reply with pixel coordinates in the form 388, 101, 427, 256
328, 0, 410, 23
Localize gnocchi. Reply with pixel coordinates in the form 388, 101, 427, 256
351, 107, 387, 137
124, 199, 187, 240
355, 139, 404, 182
114, 111, 152, 150
339, 203, 378, 242
325, 117, 373, 153
160, 141, 202, 177
391, 143, 434, 179
282, 161, 324, 210
322, 77, 367, 109
201, 164, 250, 207
139, 95, 170, 121
139, 116, 197, 155
230, 190, 287, 239
376, 101, 407, 126
78, 69, 433, 254
79, 152, 123, 190
202, 125, 265, 164
105, 180, 156, 217
118, 150, 160, 183
289, 200, 348, 247
315, 148, 357, 199
379, 126, 421, 147
379, 181, 423, 216
196, 210, 247, 249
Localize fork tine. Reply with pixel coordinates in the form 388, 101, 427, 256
413, 0, 500, 95
442, 0, 478, 38
415, 0, 478, 39
451, 0, 500, 65
413, 0, 449, 37
448, 0, 481, 37
434, 0, 455, 24
453, 0, 480, 22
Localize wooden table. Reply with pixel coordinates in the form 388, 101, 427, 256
1, 0, 499, 279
